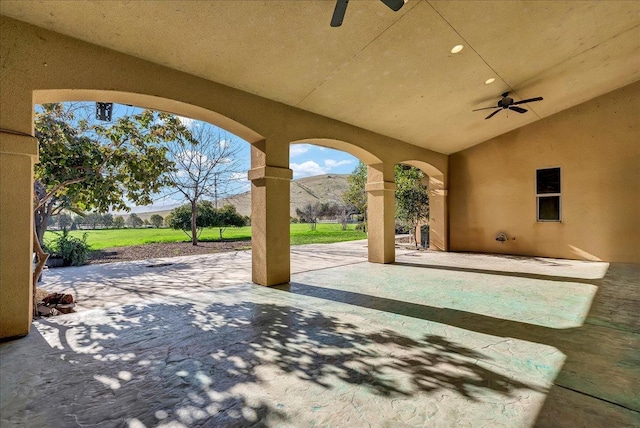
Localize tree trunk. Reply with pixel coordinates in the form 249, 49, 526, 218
32, 228, 50, 315
33, 200, 50, 316
34, 202, 53, 247
190, 200, 198, 246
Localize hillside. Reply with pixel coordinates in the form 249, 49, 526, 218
221, 174, 350, 217
129, 174, 350, 220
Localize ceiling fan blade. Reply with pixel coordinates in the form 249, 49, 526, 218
512, 96, 543, 105
473, 106, 499, 111
331, 0, 349, 27
509, 106, 528, 114
380, 0, 406, 11
485, 109, 502, 120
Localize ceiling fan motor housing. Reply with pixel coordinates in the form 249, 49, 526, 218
472, 92, 543, 119
499, 96, 513, 108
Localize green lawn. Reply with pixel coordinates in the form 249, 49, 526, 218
44, 223, 366, 250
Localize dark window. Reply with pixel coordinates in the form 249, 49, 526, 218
536, 168, 561, 221
536, 168, 561, 194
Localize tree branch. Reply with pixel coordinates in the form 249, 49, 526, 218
34, 177, 86, 211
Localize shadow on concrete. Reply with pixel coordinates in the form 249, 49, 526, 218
277, 279, 640, 424
5, 298, 544, 426
393, 261, 605, 283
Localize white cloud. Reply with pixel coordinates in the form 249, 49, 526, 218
290, 158, 354, 178
177, 115, 197, 128
290, 144, 311, 157
324, 159, 352, 168
229, 172, 247, 182
290, 161, 326, 178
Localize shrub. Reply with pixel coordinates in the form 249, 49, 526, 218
47, 230, 90, 266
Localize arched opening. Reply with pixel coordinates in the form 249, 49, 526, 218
396, 160, 447, 252
30, 94, 260, 317
288, 138, 383, 266
34, 90, 264, 144
291, 138, 382, 166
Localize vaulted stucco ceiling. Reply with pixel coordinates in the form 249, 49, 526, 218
1, 1, 639, 154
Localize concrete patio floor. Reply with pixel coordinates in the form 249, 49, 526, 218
1, 241, 638, 427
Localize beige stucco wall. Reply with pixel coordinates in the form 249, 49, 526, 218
0, 135, 38, 338
449, 81, 640, 263
0, 15, 448, 338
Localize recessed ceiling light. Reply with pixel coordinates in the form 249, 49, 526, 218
485, 78, 496, 84
450, 45, 464, 54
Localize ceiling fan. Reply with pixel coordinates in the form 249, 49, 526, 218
331, 0, 406, 27
473, 92, 544, 120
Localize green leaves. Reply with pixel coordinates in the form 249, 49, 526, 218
168, 202, 246, 239
34, 103, 194, 215
395, 164, 429, 234
344, 161, 368, 223
343, 162, 429, 237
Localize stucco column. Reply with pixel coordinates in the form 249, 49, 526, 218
0, 131, 38, 339
366, 163, 396, 263
428, 175, 448, 251
249, 140, 292, 286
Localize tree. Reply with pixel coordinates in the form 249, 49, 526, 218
102, 213, 114, 229
113, 215, 125, 229
395, 165, 429, 248
344, 161, 368, 231
335, 200, 357, 231
296, 202, 322, 231
33, 103, 192, 244
84, 212, 103, 229
31, 102, 192, 295
164, 214, 173, 228
212, 205, 246, 239
168, 201, 217, 241
126, 213, 144, 228
73, 215, 86, 230
325, 186, 357, 231
71, 215, 83, 230
164, 123, 244, 245
57, 213, 73, 230
150, 214, 164, 228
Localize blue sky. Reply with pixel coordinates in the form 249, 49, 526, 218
43, 103, 359, 213
289, 144, 357, 178
139, 115, 359, 212
177, 115, 358, 180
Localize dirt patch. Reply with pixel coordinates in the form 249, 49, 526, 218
87, 240, 252, 264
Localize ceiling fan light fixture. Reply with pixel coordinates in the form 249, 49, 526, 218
450, 45, 464, 54
485, 78, 496, 85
